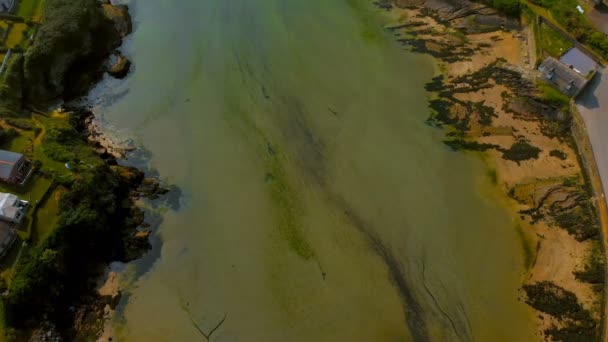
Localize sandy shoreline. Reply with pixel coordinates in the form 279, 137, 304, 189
381, 1, 605, 339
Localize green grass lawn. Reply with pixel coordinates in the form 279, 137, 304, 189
6, 131, 32, 154
17, 0, 44, 20
540, 22, 573, 57
13, 177, 53, 240
32, 116, 66, 173
536, 80, 571, 107
30, 187, 61, 244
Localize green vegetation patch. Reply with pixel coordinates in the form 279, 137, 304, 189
523, 281, 598, 340
501, 140, 541, 162
524, 281, 592, 321
443, 139, 500, 152
4, 118, 36, 131
473, 0, 521, 16
529, 0, 608, 58
552, 200, 598, 241
540, 22, 573, 57
549, 149, 567, 160
574, 240, 605, 285
4, 163, 142, 327
0, 55, 25, 117
265, 143, 314, 260
30, 187, 61, 244
40, 115, 101, 170
17, 0, 44, 19
23, 0, 120, 103
0, 128, 18, 148
536, 80, 570, 109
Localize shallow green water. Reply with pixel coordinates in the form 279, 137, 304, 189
92, 0, 538, 340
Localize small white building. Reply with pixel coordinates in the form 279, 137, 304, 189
0, 192, 28, 224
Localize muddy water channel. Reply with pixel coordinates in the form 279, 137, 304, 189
90, 0, 537, 340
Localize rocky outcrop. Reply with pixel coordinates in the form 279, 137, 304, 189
391, 0, 519, 32
101, 2, 133, 39
82, 112, 134, 159
21, 0, 132, 105
107, 51, 131, 79
136, 177, 171, 199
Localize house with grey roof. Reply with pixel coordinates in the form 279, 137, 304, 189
0, 192, 28, 259
0, 150, 32, 185
559, 47, 598, 77
539, 57, 589, 96
0, 192, 28, 224
538, 47, 598, 97
0, 0, 14, 12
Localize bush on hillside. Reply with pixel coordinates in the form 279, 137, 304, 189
4, 164, 134, 326
0, 55, 25, 116
23, 0, 118, 104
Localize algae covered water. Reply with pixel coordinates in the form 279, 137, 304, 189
91, 0, 537, 340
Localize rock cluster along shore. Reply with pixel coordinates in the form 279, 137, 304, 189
10, 1, 173, 341
107, 51, 131, 79
82, 111, 134, 160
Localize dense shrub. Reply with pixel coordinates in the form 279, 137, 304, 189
491, 0, 521, 17
4, 164, 134, 326
574, 243, 605, 284
23, 0, 118, 104
42, 122, 83, 162
0, 55, 25, 116
4, 117, 35, 130
0, 128, 18, 146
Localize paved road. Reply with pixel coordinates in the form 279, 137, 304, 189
576, 73, 608, 199
577, 68, 608, 196
576, 68, 608, 341
586, 3, 608, 35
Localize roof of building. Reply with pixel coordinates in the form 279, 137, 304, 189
0, 150, 23, 180
539, 57, 589, 96
559, 47, 598, 76
0, 192, 20, 221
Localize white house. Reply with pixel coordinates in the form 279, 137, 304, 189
0, 192, 28, 224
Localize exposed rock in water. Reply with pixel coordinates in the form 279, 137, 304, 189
101, 2, 133, 38
107, 51, 131, 79
124, 229, 152, 261
77, 109, 135, 159
136, 177, 171, 199
113, 165, 145, 187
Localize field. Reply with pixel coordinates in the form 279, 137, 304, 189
16, 0, 44, 21
540, 22, 573, 57
5, 23, 27, 49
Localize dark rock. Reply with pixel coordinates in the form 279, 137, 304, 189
107, 51, 131, 79
102, 3, 132, 38
134, 230, 151, 240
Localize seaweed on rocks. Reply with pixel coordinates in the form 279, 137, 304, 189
501, 140, 541, 163
444, 139, 500, 152
523, 281, 599, 340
